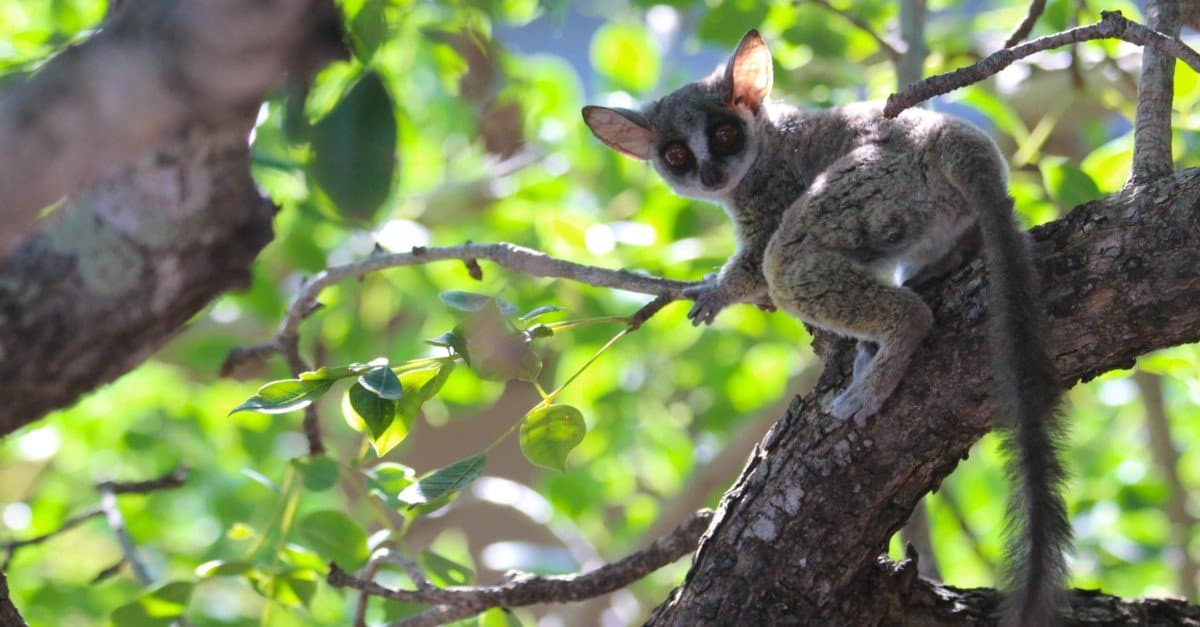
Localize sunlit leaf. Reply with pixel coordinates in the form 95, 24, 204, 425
196, 560, 256, 578
230, 379, 332, 415
590, 23, 659, 92
111, 581, 193, 627
459, 300, 541, 381
520, 404, 586, 471
297, 510, 370, 571
1041, 157, 1101, 212
360, 365, 404, 400
397, 453, 486, 506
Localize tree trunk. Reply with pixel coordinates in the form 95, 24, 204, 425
648, 169, 1200, 624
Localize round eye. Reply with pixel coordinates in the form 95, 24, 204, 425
709, 123, 741, 155
663, 143, 692, 168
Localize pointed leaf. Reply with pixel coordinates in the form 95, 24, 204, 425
297, 510, 369, 571
397, 454, 486, 506
439, 290, 494, 312
424, 331, 459, 348
111, 581, 194, 626
348, 382, 396, 439
519, 305, 565, 321
360, 365, 404, 400
231, 379, 332, 415
520, 404, 586, 471
309, 71, 397, 221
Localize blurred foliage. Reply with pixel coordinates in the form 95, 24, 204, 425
2, 0, 1200, 624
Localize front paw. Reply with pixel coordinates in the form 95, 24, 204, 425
684, 280, 732, 326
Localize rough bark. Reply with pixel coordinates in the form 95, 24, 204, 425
647, 169, 1200, 624
0, 0, 344, 435
1130, 0, 1181, 183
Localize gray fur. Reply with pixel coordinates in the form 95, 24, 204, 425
583, 29, 1069, 626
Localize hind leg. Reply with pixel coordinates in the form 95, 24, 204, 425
764, 245, 933, 421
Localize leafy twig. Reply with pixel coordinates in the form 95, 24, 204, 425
885, 10, 1200, 117
327, 509, 713, 626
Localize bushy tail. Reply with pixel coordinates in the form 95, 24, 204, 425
946, 141, 1070, 627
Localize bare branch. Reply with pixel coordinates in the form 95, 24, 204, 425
1004, 0, 1048, 48
327, 509, 713, 625
803, 0, 902, 61
885, 10, 1200, 117
98, 466, 188, 495
97, 485, 152, 586
1130, 0, 1182, 183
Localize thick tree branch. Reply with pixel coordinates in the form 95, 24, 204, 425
1130, 0, 1182, 183
0, 0, 343, 252
646, 167, 1200, 623
0, 0, 345, 436
885, 10, 1200, 117
327, 509, 713, 626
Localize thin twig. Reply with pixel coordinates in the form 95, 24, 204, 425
896, 0, 928, 89
98, 467, 188, 495
328, 509, 713, 627
803, 0, 902, 61
98, 486, 152, 586
885, 10, 1200, 117
1, 508, 104, 570
1004, 0, 1047, 48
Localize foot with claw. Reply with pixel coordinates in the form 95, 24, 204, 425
684, 275, 734, 326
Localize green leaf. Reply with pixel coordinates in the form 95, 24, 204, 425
293, 455, 341, 492
520, 404, 586, 472
1041, 157, 1101, 212
196, 560, 255, 578
309, 70, 397, 221
231, 379, 332, 415
439, 291, 518, 316
590, 23, 659, 92
297, 510, 370, 571
526, 324, 553, 340
480, 607, 524, 627
360, 365, 404, 400
111, 581, 194, 627
420, 550, 474, 586
397, 453, 486, 506
424, 331, 459, 348
299, 362, 374, 381
519, 305, 565, 321
247, 568, 319, 608
459, 301, 541, 381
366, 462, 417, 505
348, 382, 396, 439
348, 0, 388, 61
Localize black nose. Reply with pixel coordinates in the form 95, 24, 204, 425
699, 162, 725, 188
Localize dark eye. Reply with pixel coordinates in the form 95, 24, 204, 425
708, 123, 742, 157
662, 143, 693, 169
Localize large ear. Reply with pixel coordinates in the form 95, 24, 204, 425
724, 29, 773, 111
582, 106, 655, 160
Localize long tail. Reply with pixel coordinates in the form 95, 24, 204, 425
945, 136, 1070, 626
